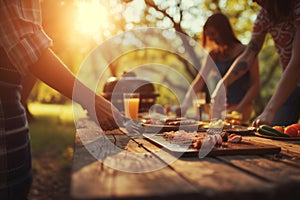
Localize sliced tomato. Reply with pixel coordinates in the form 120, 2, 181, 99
292, 124, 300, 137
273, 126, 284, 133
284, 125, 298, 137
291, 124, 300, 131
289, 124, 300, 137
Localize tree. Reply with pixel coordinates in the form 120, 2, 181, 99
35, 0, 281, 119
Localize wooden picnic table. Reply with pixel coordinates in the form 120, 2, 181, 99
71, 118, 300, 200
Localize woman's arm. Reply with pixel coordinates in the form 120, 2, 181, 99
180, 54, 215, 116
233, 58, 260, 115
211, 33, 265, 116
223, 34, 265, 87
28, 48, 123, 130
180, 70, 205, 115
253, 26, 300, 126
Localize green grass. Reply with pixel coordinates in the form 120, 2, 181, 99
28, 103, 76, 170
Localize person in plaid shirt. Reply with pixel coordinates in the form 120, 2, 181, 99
0, 1, 122, 199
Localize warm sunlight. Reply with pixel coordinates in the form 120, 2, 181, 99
75, 0, 108, 38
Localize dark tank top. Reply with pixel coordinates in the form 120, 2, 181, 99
215, 57, 250, 104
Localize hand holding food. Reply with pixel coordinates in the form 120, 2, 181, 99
252, 111, 276, 127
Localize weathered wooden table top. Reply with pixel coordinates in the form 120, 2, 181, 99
71, 118, 300, 200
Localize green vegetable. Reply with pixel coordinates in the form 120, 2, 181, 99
258, 128, 278, 137
258, 125, 289, 137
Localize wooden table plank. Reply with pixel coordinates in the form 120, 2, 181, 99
243, 136, 300, 167
136, 135, 281, 199
71, 133, 200, 200
134, 134, 300, 199
217, 155, 300, 181
216, 154, 300, 200
71, 119, 300, 200
169, 157, 277, 199
245, 136, 300, 155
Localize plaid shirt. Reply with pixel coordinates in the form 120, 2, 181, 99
0, 0, 52, 198
252, 0, 300, 69
0, 0, 52, 76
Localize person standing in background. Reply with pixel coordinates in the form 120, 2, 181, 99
211, 0, 300, 127
180, 12, 260, 122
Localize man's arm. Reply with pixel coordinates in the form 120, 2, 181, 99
28, 48, 123, 130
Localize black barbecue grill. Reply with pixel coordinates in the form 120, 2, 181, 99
102, 76, 159, 112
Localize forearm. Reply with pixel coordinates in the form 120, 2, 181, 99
182, 58, 214, 109
264, 66, 300, 115
236, 83, 259, 111
223, 53, 255, 87
223, 38, 262, 87
236, 59, 260, 111
265, 26, 300, 115
28, 48, 95, 110
182, 75, 205, 109
27, 48, 122, 130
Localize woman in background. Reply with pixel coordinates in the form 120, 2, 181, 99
180, 12, 260, 122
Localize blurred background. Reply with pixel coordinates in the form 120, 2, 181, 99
30, 0, 280, 117
27, 0, 282, 199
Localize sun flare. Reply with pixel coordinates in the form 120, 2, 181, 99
75, 0, 108, 37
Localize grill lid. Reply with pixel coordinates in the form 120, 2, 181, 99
103, 76, 157, 95
102, 76, 159, 112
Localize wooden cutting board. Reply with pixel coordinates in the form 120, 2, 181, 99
208, 141, 281, 156
143, 134, 281, 157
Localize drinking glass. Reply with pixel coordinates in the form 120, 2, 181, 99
193, 92, 206, 120
123, 93, 140, 119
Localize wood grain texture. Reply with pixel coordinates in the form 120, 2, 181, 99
71, 119, 300, 200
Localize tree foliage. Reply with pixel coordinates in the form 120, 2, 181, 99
33, 0, 281, 119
